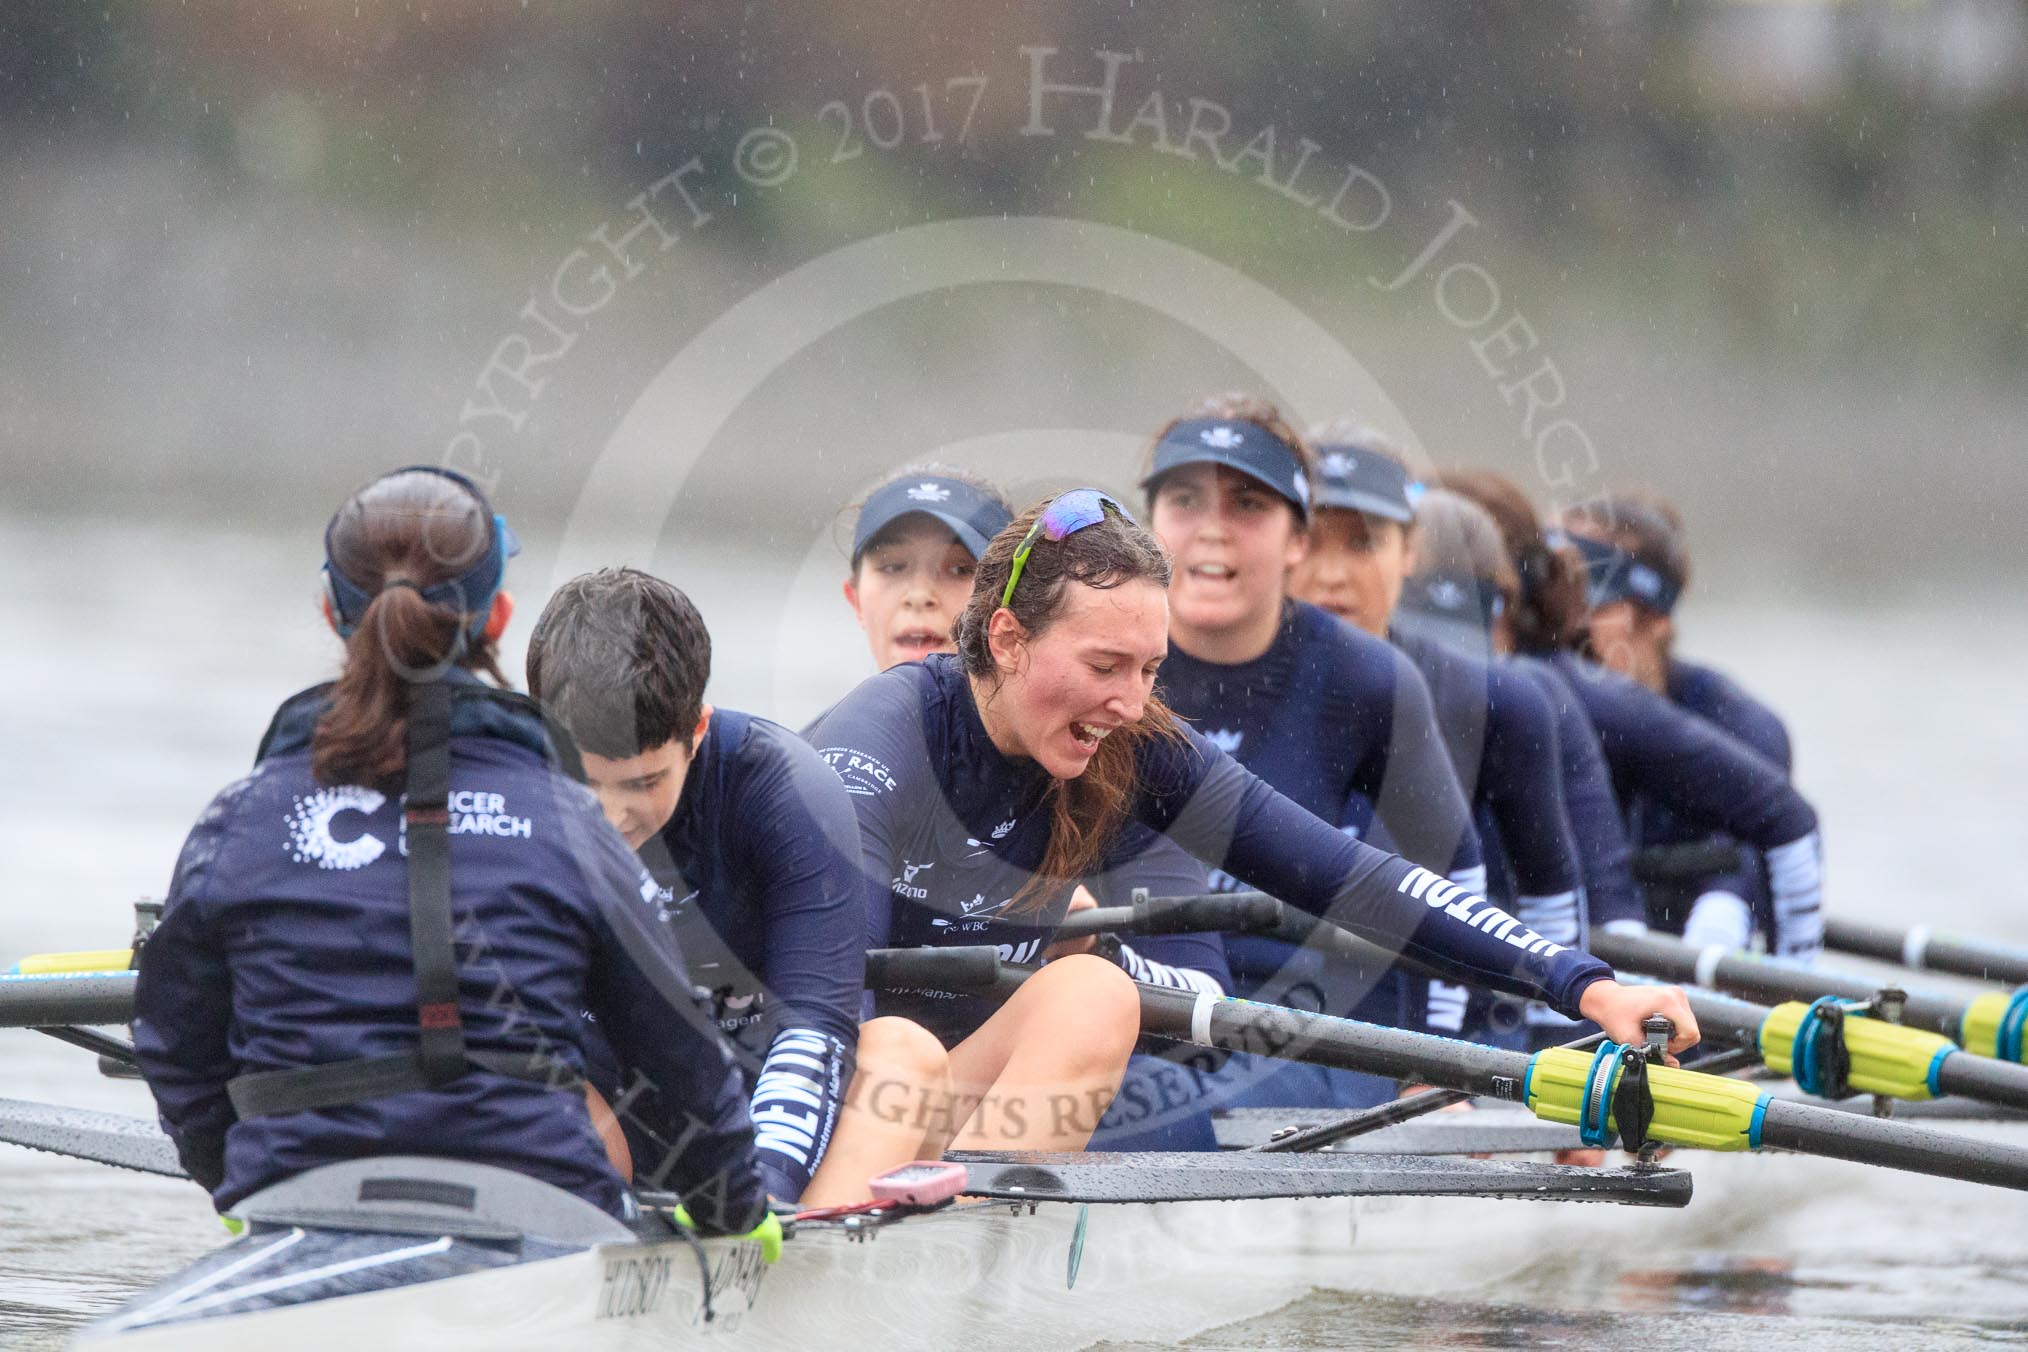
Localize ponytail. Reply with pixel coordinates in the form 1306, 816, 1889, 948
312, 469, 510, 788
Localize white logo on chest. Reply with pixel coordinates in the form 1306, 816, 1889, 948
1206, 727, 1245, 754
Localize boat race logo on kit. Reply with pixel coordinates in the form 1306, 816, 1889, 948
285, 785, 387, 870
817, 747, 899, 797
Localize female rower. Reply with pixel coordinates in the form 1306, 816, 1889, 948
836, 466, 1232, 1150
132, 467, 767, 1233
1561, 493, 1794, 952
806, 487, 1700, 1151
1140, 396, 1488, 1105
1437, 469, 1825, 963
1286, 434, 1585, 1046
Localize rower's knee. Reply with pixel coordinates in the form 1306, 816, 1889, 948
857, 1016, 950, 1087
1041, 954, 1141, 1056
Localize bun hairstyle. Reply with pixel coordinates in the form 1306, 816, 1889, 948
956, 496, 1183, 911
314, 469, 509, 787
1410, 489, 1521, 604
1429, 469, 1589, 654
1563, 491, 1691, 602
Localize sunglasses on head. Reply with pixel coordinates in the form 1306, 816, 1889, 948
999, 488, 1135, 609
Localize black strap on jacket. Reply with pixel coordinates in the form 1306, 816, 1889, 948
227, 680, 570, 1120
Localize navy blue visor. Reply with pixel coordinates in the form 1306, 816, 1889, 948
1312, 444, 1420, 523
1141, 418, 1310, 520
1391, 569, 1505, 657
852, 475, 1014, 564
323, 465, 519, 639
1559, 531, 1681, 616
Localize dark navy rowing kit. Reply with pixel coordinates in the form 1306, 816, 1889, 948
1532, 650, 1824, 962
611, 708, 867, 1202
133, 677, 768, 1230
805, 652, 1606, 1058
1630, 658, 1797, 950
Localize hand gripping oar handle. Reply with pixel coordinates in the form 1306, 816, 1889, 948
1825, 916, 2028, 988
865, 949, 2028, 1192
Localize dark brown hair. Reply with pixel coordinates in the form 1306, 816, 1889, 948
955, 496, 1184, 911
1410, 488, 1520, 607
1141, 392, 1315, 523
1430, 469, 1589, 654
1563, 491, 1691, 602
525, 568, 712, 759
313, 470, 508, 786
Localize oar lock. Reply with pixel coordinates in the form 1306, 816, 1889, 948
1759, 987, 1958, 1109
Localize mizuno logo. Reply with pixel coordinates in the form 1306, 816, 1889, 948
902, 860, 932, 882
906, 481, 952, 503
1198, 425, 1244, 450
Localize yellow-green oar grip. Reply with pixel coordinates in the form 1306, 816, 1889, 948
1962, 989, 2028, 1064
1525, 1047, 1767, 1151
8, 948, 135, 976
1758, 1001, 1956, 1099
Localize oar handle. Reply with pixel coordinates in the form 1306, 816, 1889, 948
1051, 890, 1287, 941
864, 946, 1005, 993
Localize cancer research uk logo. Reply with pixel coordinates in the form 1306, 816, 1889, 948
285, 786, 534, 870
286, 785, 388, 870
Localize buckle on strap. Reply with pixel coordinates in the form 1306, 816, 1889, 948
418, 1001, 463, 1031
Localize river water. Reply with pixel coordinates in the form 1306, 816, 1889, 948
3, 511, 2025, 1348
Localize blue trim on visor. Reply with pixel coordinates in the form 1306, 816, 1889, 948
323, 465, 517, 640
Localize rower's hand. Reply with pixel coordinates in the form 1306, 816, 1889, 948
1575, 981, 1700, 1062
1043, 886, 1100, 961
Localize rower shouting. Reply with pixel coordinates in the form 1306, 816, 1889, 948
806, 486, 1702, 1155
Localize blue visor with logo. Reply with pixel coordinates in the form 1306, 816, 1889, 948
1559, 531, 1681, 616
1312, 443, 1420, 523
323, 465, 519, 639
852, 475, 1014, 564
1141, 418, 1310, 520
1391, 569, 1505, 657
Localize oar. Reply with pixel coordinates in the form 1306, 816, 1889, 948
0, 1097, 186, 1178
1823, 916, 2028, 988
1058, 889, 2028, 1114
1589, 926, 2028, 1068
0, 970, 138, 1027
1673, 985, 2028, 1111
868, 947, 2028, 1192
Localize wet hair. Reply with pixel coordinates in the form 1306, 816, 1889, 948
1429, 469, 1588, 654
956, 497, 1184, 911
1142, 392, 1315, 521
1563, 491, 1691, 603
313, 469, 510, 787
846, 462, 1013, 572
525, 567, 712, 759
1411, 489, 1520, 599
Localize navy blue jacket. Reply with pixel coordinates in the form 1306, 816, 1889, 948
1157, 603, 1485, 1030
1630, 658, 1795, 935
805, 654, 1607, 1043
132, 680, 766, 1229
1515, 657, 1643, 931
1531, 650, 1823, 959
627, 708, 865, 1201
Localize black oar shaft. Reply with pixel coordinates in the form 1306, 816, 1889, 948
1825, 917, 2028, 987
0, 973, 136, 1029
1587, 927, 1966, 1039
1754, 1098, 2028, 1190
